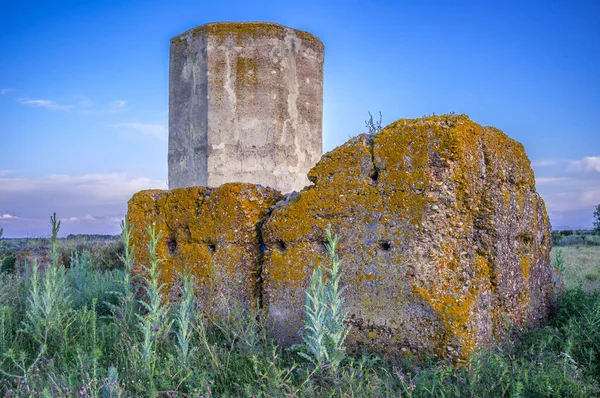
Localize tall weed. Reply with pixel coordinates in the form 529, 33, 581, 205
299, 224, 351, 372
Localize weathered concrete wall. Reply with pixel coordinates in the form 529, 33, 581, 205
130, 114, 558, 362
169, 22, 324, 194
262, 114, 557, 362
127, 184, 282, 310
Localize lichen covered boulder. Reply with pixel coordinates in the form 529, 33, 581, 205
127, 183, 282, 310
262, 114, 556, 361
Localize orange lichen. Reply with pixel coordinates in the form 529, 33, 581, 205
127, 183, 281, 309
520, 256, 531, 280
235, 56, 259, 89
263, 113, 552, 361
126, 113, 553, 362
176, 22, 323, 49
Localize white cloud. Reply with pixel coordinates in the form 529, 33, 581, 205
108, 100, 127, 113
19, 98, 74, 111
536, 177, 568, 184
535, 157, 600, 228
0, 214, 17, 219
114, 122, 167, 140
0, 170, 15, 177
581, 187, 600, 205
0, 174, 166, 204
1, 88, 12, 95
531, 160, 557, 167
569, 156, 600, 173
0, 173, 166, 236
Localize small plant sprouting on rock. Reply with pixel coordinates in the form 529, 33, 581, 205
365, 111, 383, 136
298, 224, 351, 372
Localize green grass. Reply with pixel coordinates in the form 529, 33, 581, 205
551, 245, 600, 291
0, 220, 599, 396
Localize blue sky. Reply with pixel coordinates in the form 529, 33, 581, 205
0, 0, 598, 237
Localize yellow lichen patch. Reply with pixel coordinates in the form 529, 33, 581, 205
520, 256, 531, 280
205, 22, 287, 41
266, 246, 326, 290
263, 113, 555, 362
191, 22, 324, 49
127, 183, 281, 310
411, 243, 490, 358
127, 189, 170, 276
235, 56, 259, 88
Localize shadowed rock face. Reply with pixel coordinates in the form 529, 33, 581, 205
128, 114, 557, 362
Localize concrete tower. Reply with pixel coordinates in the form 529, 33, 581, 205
168, 22, 324, 193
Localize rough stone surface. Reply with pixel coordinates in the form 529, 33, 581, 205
129, 114, 557, 362
262, 114, 556, 361
169, 22, 324, 194
127, 183, 282, 310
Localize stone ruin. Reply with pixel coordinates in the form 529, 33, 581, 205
128, 22, 559, 362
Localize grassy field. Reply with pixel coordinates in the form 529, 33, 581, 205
0, 223, 599, 397
552, 245, 600, 291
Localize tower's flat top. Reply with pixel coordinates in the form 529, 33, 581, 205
173, 21, 323, 49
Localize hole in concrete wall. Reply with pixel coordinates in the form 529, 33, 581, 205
167, 236, 177, 256
276, 239, 286, 252
517, 232, 533, 246
208, 243, 216, 253
378, 241, 392, 252
313, 238, 329, 255
370, 167, 379, 183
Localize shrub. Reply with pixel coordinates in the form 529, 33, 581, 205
585, 235, 600, 246
556, 235, 586, 246
2, 214, 600, 395
298, 225, 351, 372
551, 230, 563, 245
365, 111, 383, 136
594, 204, 600, 234
60, 237, 124, 271
134, 222, 172, 393
553, 248, 565, 273
18, 214, 72, 378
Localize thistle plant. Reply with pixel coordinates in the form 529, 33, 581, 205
299, 224, 351, 372
175, 268, 197, 369
554, 248, 565, 274
0, 228, 4, 266
112, 218, 137, 328
17, 213, 72, 379
135, 222, 172, 388
0, 273, 9, 355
